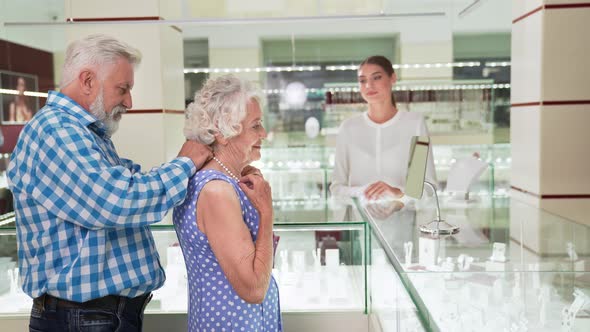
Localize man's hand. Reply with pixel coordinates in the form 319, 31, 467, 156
364, 181, 403, 200
178, 141, 212, 170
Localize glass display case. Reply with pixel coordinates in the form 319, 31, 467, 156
368, 229, 426, 332
432, 143, 511, 198
254, 143, 511, 202
4, 194, 586, 331
252, 146, 332, 202
360, 196, 590, 332
147, 198, 369, 315
0, 199, 384, 329
266, 79, 502, 147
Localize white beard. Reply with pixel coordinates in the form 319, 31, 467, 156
89, 87, 126, 136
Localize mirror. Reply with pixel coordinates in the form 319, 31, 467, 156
405, 135, 460, 236
405, 136, 430, 199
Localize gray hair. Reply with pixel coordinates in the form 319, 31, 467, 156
184, 74, 261, 145
60, 34, 142, 88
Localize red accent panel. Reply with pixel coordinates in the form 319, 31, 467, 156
542, 194, 590, 199
511, 186, 540, 197
512, 5, 543, 24
0, 39, 54, 108
512, 100, 590, 107
545, 3, 590, 10
543, 100, 590, 105
127, 109, 163, 114
513, 3, 590, 24
0, 124, 25, 154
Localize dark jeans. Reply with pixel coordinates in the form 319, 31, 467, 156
29, 293, 152, 332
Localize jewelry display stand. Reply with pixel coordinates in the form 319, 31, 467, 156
445, 155, 489, 203
562, 288, 590, 332
419, 181, 460, 236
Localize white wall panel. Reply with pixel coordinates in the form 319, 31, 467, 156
160, 26, 185, 110
65, 0, 160, 18
510, 106, 541, 194
510, 13, 543, 104
541, 199, 590, 226
113, 113, 166, 169
539, 105, 590, 194
542, 8, 590, 101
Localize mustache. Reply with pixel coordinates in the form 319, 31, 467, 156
112, 106, 127, 115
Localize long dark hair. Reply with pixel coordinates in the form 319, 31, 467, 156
359, 55, 397, 108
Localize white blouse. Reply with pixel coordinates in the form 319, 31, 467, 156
330, 110, 437, 198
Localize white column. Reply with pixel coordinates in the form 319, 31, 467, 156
511, 1, 590, 224
64, 0, 186, 170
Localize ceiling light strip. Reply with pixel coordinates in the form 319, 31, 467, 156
326, 61, 481, 71
185, 62, 483, 74
484, 61, 511, 67
184, 65, 321, 74
0, 89, 49, 98
262, 83, 510, 94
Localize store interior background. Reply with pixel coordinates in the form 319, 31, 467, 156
1, 1, 590, 331
2, 0, 588, 227
0, 0, 516, 209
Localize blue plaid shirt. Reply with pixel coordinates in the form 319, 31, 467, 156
8, 91, 196, 302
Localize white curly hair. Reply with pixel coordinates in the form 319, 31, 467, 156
184, 74, 261, 145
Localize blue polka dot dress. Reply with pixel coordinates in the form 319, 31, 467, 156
173, 169, 282, 332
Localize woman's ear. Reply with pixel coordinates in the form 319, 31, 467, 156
390, 72, 397, 86
213, 132, 228, 145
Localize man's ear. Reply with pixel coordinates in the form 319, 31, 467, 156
79, 69, 95, 95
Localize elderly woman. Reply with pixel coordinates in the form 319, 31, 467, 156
173, 74, 281, 332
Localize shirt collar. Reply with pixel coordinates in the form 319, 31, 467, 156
363, 110, 405, 129
46, 90, 109, 138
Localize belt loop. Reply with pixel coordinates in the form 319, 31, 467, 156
45, 294, 57, 312
117, 295, 127, 316
40, 294, 47, 313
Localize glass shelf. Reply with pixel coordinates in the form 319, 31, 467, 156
359, 196, 590, 331
255, 143, 511, 201
0, 198, 372, 318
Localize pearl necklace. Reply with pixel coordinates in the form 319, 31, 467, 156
212, 156, 239, 182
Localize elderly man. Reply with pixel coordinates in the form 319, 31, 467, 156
8, 34, 212, 331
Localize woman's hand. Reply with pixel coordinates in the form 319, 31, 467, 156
241, 165, 263, 178
365, 200, 404, 220
239, 174, 273, 219
364, 181, 403, 200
